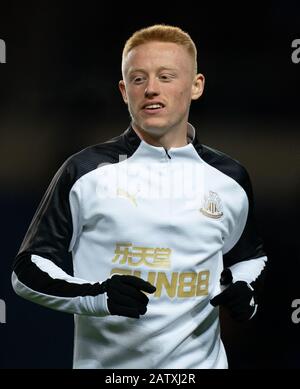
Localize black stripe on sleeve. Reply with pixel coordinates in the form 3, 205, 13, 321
14, 255, 104, 297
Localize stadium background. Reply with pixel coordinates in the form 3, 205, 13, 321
0, 1, 299, 368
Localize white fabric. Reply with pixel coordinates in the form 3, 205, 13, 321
69, 138, 251, 368
13, 127, 266, 369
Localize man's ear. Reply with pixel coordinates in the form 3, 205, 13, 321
191, 73, 205, 100
119, 80, 128, 104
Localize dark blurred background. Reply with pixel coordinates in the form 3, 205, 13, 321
0, 1, 299, 368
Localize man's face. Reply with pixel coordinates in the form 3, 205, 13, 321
119, 41, 204, 137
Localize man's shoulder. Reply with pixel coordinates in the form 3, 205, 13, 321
70, 132, 128, 165
57, 131, 130, 184
196, 143, 251, 191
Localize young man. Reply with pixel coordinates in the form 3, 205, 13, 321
12, 25, 267, 368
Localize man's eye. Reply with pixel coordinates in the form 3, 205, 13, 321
159, 74, 173, 81
132, 76, 145, 84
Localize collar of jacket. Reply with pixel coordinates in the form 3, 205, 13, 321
122, 123, 201, 153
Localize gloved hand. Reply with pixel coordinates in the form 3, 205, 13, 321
100, 275, 156, 319
210, 268, 256, 322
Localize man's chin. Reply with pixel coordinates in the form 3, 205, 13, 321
135, 122, 169, 137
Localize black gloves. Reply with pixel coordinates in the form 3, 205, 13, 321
100, 275, 156, 319
210, 268, 256, 322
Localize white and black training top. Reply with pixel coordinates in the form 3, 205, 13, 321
12, 124, 267, 369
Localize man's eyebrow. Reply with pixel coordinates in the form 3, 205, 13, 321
128, 68, 147, 74
128, 66, 178, 74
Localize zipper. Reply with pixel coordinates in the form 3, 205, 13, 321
164, 148, 171, 159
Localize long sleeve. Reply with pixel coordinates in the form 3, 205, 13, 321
223, 167, 267, 299
12, 159, 109, 317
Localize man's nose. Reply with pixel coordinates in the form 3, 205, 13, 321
144, 77, 160, 98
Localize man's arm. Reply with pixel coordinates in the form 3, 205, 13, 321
12, 159, 155, 318
211, 166, 267, 321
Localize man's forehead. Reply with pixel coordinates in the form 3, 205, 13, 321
127, 41, 188, 58
123, 42, 192, 72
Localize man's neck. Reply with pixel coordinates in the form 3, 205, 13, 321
132, 126, 188, 150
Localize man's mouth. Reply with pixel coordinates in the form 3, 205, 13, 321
142, 102, 165, 112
